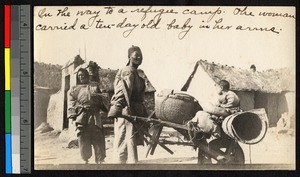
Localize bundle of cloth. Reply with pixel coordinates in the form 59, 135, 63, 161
187, 87, 241, 140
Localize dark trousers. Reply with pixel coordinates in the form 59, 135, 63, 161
78, 125, 106, 163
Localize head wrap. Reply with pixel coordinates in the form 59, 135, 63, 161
128, 45, 143, 59
77, 68, 89, 84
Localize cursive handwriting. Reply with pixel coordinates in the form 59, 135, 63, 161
36, 18, 78, 31
116, 18, 139, 38
57, 7, 70, 17
213, 18, 232, 30
76, 9, 101, 16
131, 6, 178, 21
233, 6, 255, 16
38, 8, 53, 18
259, 11, 295, 19
141, 15, 161, 29
166, 18, 193, 40
35, 6, 292, 37
236, 25, 280, 34
182, 7, 223, 22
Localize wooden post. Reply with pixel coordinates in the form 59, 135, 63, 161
198, 147, 205, 164
145, 124, 163, 157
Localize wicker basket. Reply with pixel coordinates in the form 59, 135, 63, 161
155, 89, 202, 124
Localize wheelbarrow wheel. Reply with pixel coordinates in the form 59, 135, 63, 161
208, 138, 245, 164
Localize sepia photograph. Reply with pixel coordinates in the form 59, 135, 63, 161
33, 6, 295, 170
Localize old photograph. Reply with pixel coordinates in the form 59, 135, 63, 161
33, 6, 295, 170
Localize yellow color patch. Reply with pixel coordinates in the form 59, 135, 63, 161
5, 48, 11, 90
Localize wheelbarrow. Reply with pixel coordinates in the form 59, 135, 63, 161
119, 108, 268, 165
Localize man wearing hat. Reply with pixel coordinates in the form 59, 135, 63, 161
108, 46, 148, 163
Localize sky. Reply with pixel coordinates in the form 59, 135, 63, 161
34, 6, 295, 92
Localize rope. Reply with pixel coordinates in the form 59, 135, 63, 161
187, 122, 196, 142
176, 135, 185, 143
187, 121, 205, 146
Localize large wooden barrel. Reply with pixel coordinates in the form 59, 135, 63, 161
155, 89, 202, 124
222, 108, 268, 144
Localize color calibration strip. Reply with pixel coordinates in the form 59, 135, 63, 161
5, 5, 31, 174
5, 4, 12, 174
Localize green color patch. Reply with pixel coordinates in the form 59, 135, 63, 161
5, 91, 11, 133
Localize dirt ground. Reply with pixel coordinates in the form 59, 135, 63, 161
34, 126, 295, 169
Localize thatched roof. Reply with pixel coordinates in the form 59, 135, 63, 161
183, 60, 295, 93
99, 68, 156, 93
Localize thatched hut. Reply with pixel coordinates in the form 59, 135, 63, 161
47, 55, 156, 131
182, 60, 295, 127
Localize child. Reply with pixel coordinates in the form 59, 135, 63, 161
188, 80, 240, 137
214, 80, 241, 116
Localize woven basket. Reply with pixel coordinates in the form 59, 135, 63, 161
155, 89, 202, 124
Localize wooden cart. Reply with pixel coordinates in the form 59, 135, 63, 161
119, 112, 259, 164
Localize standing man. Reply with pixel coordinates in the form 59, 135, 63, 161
68, 68, 109, 164
108, 46, 148, 164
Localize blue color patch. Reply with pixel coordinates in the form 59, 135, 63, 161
5, 133, 12, 173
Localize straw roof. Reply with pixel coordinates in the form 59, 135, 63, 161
184, 60, 295, 93
99, 68, 156, 93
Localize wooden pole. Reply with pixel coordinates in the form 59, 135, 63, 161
119, 115, 188, 130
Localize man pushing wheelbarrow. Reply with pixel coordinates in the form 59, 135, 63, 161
112, 79, 268, 164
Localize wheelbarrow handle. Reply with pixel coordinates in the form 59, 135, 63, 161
119, 114, 174, 155
119, 115, 189, 130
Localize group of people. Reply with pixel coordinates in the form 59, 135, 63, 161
67, 45, 241, 164
68, 46, 148, 164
